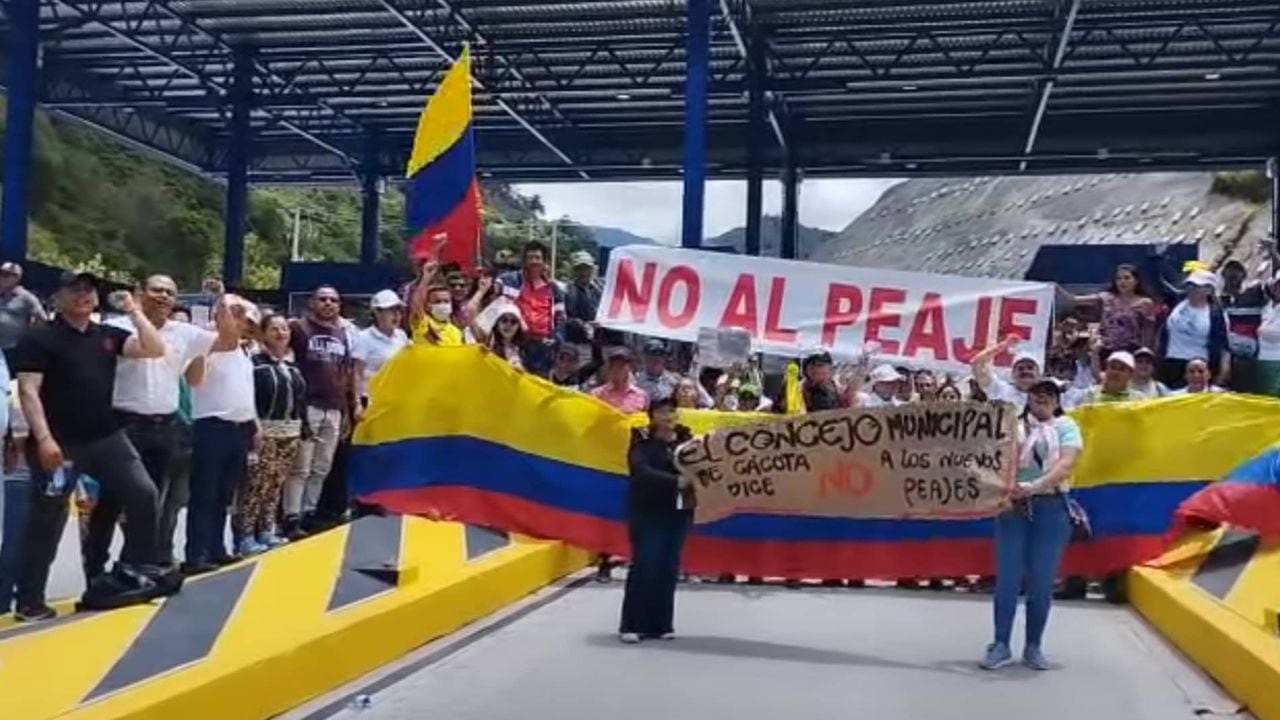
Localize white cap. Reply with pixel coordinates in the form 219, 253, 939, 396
1106, 350, 1136, 369
1011, 350, 1040, 369
371, 289, 404, 310
869, 363, 902, 384
1185, 270, 1218, 288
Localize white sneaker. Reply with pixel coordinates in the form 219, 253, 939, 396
659, 632, 676, 640
619, 633, 641, 644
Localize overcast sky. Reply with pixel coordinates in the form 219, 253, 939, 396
515, 178, 902, 245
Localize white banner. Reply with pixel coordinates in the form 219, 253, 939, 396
596, 246, 1053, 372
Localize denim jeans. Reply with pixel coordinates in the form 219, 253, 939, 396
993, 494, 1072, 648
619, 510, 691, 636
185, 418, 252, 564
0, 466, 33, 612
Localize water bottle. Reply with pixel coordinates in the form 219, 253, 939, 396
349, 694, 373, 711
44, 463, 74, 497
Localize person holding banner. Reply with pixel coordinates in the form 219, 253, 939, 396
982, 378, 1082, 671
619, 398, 694, 644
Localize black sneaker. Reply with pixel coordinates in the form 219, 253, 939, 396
281, 515, 308, 542
181, 560, 219, 577
139, 565, 185, 597
14, 604, 56, 622
79, 566, 157, 611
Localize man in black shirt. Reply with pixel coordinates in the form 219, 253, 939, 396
12, 271, 170, 619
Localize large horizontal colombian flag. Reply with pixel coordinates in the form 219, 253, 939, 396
350, 347, 1280, 580
405, 45, 481, 272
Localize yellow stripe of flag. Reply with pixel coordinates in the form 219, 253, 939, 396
406, 45, 473, 178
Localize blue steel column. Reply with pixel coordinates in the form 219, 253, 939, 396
744, 23, 765, 257
223, 49, 254, 286
780, 160, 799, 260
680, 0, 711, 250
1, 0, 40, 262
360, 135, 381, 265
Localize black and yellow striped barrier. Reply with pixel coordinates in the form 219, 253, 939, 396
0, 516, 588, 720
1130, 528, 1280, 720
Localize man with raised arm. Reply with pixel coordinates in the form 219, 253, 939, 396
12, 271, 173, 619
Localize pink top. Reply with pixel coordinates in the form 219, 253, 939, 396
591, 383, 650, 414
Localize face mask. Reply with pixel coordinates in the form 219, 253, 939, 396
429, 302, 452, 321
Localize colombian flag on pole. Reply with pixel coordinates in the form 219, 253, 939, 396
405, 46, 482, 272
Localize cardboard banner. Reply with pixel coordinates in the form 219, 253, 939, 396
675, 401, 1017, 524
597, 245, 1054, 372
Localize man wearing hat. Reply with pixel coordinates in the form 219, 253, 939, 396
635, 338, 681, 404
592, 347, 650, 414
856, 364, 906, 408
1129, 347, 1170, 398
970, 335, 1043, 413
1218, 258, 1265, 393
1067, 351, 1140, 407
12, 271, 172, 617
564, 250, 603, 345
0, 262, 47, 359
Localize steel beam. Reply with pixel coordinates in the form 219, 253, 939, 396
1271, 157, 1279, 243
780, 161, 799, 260
223, 50, 252, 287
360, 135, 382, 265
375, 0, 588, 180
1020, 0, 1080, 171
681, 0, 711, 250
744, 22, 766, 257
718, 0, 786, 152
1, 0, 40, 262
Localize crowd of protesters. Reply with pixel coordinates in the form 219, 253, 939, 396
0, 237, 1277, 623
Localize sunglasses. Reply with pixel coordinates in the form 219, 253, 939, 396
499, 316, 519, 325
146, 286, 177, 296
315, 296, 340, 304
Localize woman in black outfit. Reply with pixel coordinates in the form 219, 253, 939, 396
619, 399, 695, 644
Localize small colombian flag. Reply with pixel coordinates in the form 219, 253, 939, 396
405, 45, 482, 272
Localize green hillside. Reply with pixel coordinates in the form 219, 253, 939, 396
0, 97, 594, 289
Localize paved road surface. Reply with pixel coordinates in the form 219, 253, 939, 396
286, 578, 1244, 720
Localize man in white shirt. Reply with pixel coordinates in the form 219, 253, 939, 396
183, 299, 261, 575
856, 364, 906, 408
970, 336, 1041, 412
85, 276, 235, 577
352, 290, 409, 406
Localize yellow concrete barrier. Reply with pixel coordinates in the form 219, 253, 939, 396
0, 516, 589, 720
1129, 528, 1280, 720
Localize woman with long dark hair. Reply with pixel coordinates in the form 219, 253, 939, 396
982, 378, 1082, 671
1059, 264, 1156, 354
473, 298, 528, 371
619, 398, 694, 644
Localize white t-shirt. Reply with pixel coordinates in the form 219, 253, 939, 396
1257, 302, 1280, 362
979, 373, 1027, 413
352, 325, 408, 399
190, 348, 256, 422
855, 391, 903, 408
1164, 301, 1213, 361
108, 317, 216, 415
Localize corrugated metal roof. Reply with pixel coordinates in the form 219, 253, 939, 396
808, 172, 1275, 280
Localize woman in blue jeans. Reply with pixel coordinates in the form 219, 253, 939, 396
982, 378, 1082, 671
